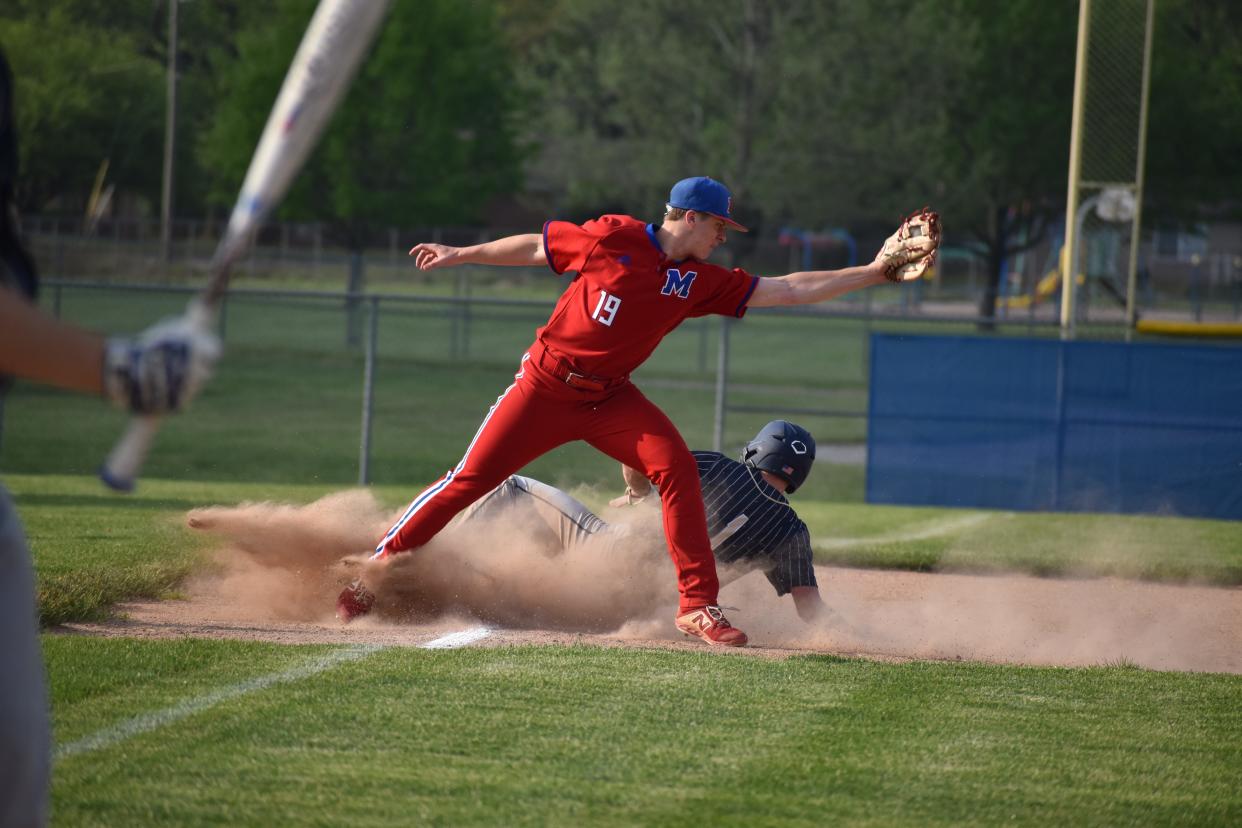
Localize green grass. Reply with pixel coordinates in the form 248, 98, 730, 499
10, 281, 1240, 826
12, 475, 340, 625
0, 343, 868, 498
11, 474, 1242, 626
5, 294, 1239, 624
799, 503, 1242, 584
45, 637, 1242, 826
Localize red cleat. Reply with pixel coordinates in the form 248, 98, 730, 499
675, 605, 748, 647
336, 580, 375, 623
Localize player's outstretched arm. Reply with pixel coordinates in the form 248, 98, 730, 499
409, 233, 544, 271
749, 263, 889, 308
0, 289, 220, 414
749, 208, 941, 308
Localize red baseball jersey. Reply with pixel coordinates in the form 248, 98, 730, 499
540, 215, 758, 378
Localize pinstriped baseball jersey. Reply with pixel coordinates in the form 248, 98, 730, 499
464, 455, 817, 598
692, 451, 817, 596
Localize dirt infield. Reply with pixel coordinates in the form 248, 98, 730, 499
56, 490, 1242, 674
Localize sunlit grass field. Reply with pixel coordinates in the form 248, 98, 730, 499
5, 284, 1241, 825
45, 637, 1242, 826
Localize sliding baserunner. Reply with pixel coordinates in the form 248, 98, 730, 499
346, 421, 830, 627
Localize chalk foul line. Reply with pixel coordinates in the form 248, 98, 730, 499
56, 626, 493, 760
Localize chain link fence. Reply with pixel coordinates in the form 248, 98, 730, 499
36, 279, 1123, 493
23, 203, 1242, 328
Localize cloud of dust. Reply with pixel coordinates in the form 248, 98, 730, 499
185, 489, 393, 620
776, 567, 1239, 673
186, 489, 687, 632
362, 500, 681, 632
184, 491, 1240, 672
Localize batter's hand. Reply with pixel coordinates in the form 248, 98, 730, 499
102, 310, 221, 415
408, 243, 464, 271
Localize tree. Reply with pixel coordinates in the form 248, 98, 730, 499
515, 0, 982, 255
934, 0, 1078, 321
517, 0, 814, 232
1, 0, 264, 217
200, 0, 523, 247
0, 8, 164, 212
1145, 0, 1242, 220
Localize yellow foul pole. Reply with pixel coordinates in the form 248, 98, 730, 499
1060, 0, 1092, 338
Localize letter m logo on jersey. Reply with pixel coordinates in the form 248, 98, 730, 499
661, 268, 698, 299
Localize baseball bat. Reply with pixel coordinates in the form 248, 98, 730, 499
100, 0, 391, 492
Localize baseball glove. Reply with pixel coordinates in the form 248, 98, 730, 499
875, 207, 942, 283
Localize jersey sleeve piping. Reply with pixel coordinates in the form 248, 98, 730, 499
542, 219, 559, 274
733, 275, 759, 317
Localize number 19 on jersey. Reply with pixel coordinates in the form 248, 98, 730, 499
592, 290, 621, 326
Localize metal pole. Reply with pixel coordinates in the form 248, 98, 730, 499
698, 317, 708, 373
461, 270, 472, 358
160, 0, 177, 264
1052, 341, 1068, 510
1124, 0, 1156, 339
1071, 194, 1102, 329
450, 273, 463, 359
1060, 0, 1092, 338
862, 289, 873, 379
359, 296, 379, 485
712, 317, 732, 453
217, 293, 228, 341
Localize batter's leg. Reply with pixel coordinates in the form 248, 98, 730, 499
0, 488, 50, 828
584, 384, 719, 613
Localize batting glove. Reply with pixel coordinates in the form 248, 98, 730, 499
103, 312, 222, 415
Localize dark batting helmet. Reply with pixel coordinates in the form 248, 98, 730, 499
741, 420, 816, 494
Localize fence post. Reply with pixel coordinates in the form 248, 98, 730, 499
217, 293, 229, 342
1233, 256, 1241, 319
862, 288, 874, 381
712, 317, 732, 453
450, 275, 462, 359
1052, 340, 1068, 510
313, 223, 322, 274
459, 270, 472, 358
697, 317, 708, 373
359, 296, 379, 485
346, 251, 364, 347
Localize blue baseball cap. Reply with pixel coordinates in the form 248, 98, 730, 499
667, 176, 748, 232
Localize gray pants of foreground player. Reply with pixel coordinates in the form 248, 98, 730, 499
457, 475, 615, 552
0, 487, 50, 828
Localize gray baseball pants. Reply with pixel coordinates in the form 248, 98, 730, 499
0, 487, 50, 827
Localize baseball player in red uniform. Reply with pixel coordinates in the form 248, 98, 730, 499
338, 176, 937, 647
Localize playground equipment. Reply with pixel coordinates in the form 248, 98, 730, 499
999, 245, 1083, 311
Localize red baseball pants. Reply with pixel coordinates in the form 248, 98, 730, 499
375, 343, 719, 612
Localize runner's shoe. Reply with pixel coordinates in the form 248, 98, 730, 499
675, 605, 748, 647
336, 579, 375, 622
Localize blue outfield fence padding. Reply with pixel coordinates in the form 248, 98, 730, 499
866, 334, 1242, 520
